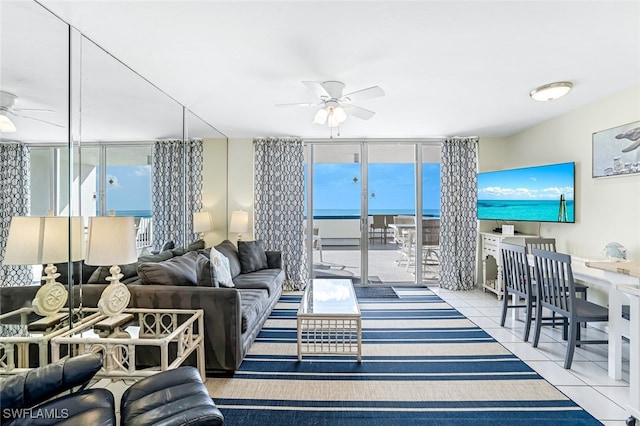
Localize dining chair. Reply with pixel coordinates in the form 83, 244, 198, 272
531, 248, 608, 369
524, 237, 588, 327
500, 242, 535, 341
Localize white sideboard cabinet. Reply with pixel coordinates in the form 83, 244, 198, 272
480, 231, 538, 299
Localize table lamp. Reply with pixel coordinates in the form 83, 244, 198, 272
3, 216, 85, 320
85, 216, 137, 321
230, 210, 249, 241
193, 211, 212, 240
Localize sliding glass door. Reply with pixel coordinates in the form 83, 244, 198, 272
308, 143, 363, 281
366, 143, 416, 284
306, 140, 441, 285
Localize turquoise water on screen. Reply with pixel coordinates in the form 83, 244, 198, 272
477, 199, 574, 222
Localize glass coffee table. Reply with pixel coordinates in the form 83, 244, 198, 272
297, 279, 362, 362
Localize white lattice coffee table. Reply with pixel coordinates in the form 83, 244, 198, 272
51, 308, 205, 379
297, 279, 362, 362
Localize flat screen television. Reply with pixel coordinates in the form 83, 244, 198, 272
477, 162, 575, 223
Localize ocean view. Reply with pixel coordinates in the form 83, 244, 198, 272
111, 209, 152, 218
477, 199, 574, 222
312, 208, 440, 218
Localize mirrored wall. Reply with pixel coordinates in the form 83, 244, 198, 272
0, 1, 225, 303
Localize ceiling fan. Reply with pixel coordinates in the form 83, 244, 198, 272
0, 91, 63, 132
276, 81, 385, 132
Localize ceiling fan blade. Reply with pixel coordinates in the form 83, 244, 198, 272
13, 108, 55, 113
302, 81, 330, 98
275, 102, 320, 108
319, 81, 345, 99
13, 112, 64, 128
344, 104, 376, 120
342, 86, 385, 103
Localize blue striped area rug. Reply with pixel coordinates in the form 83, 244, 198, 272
206, 288, 601, 425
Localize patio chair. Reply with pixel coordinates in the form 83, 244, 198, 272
312, 226, 323, 262
369, 215, 386, 244
393, 216, 415, 267
421, 218, 440, 276
531, 248, 608, 369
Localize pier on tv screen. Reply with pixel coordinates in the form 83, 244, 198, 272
477, 162, 575, 223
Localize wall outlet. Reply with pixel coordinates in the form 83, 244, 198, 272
502, 225, 514, 235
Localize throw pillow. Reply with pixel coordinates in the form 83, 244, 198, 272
161, 240, 175, 251
187, 239, 206, 252
214, 240, 242, 278
237, 240, 269, 274
138, 251, 213, 287
209, 248, 234, 287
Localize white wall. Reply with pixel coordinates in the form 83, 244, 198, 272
202, 138, 228, 247
202, 138, 255, 245
483, 84, 640, 261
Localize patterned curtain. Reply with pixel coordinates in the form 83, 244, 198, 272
439, 137, 478, 290
254, 137, 307, 290
0, 143, 31, 287
151, 139, 203, 250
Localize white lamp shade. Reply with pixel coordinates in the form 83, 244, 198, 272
3, 216, 85, 265
42, 217, 85, 263
3, 217, 44, 265
229, 210, 249, 234
0, 114, 16, 132
193, 211, 212, 233
85, 216, 138, 266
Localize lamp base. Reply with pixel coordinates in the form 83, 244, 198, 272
32, 264, 68, 318
98, 265, 131, 317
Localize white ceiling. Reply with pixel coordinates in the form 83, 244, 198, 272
3, 1, 640, 141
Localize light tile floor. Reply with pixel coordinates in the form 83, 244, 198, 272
420, 285, 632, 426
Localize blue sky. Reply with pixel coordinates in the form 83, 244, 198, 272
102, 162, 441, 214
477, 162, 574, 201
311, 163, 440, 212
102, 165, 152, 212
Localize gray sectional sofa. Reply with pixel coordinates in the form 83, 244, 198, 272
0, 239, 284, 373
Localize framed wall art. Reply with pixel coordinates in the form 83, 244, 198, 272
592, 120, 640, 178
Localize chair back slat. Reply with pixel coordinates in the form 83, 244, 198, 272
531, 248, 575, 316
421, 218, 440, 246
500, 242, 531, 296
525, 237, 557, 253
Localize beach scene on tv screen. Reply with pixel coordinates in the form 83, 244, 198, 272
477, 162, 575, 222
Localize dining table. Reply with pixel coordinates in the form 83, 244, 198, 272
583, 260, 640, 424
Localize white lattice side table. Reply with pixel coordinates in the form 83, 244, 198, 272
51, 308, 205, 380
0, 307, 100, 375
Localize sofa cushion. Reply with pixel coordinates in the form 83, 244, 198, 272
118, 250, 174, 284
209, 248, 234, 288
237, 240, 269, 274
138, 252, 215, 287
239, 289, 269, 333
232, 269, 284, 297
214, 240, 242, 278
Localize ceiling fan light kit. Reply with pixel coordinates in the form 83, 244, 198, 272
0, 114, 16, 132
0, 90, 61, 131
277, 80, 384, 135
529, 81, 573, 101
